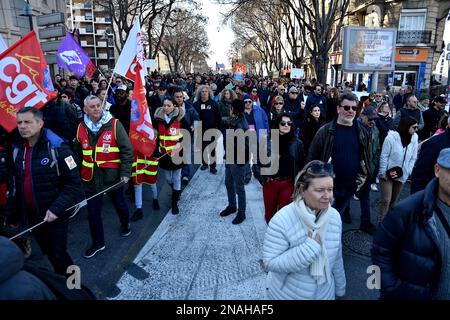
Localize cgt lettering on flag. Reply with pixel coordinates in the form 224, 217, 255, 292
0, 31, 57, 132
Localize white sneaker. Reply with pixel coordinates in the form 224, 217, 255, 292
371, 184, 379, 192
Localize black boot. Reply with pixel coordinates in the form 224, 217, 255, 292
130, 208, 143, 221
232, 211, 246, 224
220, 206, 237, 217
171, 189, 181, 214
153, 199, 160, 210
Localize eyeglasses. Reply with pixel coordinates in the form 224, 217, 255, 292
279, 121, 293, 126
375, 95, 383, 98
340, 105, 358, 111
307, 162, 333, 175
244, 100, 253, 104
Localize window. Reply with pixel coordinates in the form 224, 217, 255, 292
85, 12, 93, 21
399, 9, 426, 31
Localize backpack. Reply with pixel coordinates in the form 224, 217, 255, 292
23, 263, 96, 300
13, 143, 60, 177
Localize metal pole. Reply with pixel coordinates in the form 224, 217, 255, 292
372, 71, 379, 93
106, 34, 110, 70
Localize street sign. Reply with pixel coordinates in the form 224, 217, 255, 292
38, 26, 66, 39
37, 12, 65, 26
40, 40, 61, 52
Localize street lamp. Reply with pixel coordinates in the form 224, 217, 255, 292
100, 29, 111, 70
19, 0, 33, 32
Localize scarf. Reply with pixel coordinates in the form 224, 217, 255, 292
296, 199, 332, 285
84, 111, 113, 134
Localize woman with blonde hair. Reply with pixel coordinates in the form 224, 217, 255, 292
263, 160, 346, 300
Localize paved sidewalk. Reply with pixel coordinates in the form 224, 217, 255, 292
113, 164, 268, 300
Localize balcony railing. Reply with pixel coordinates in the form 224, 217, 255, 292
397, 30, 432, 45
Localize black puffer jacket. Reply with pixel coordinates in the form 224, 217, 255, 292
9, 129, 83, 224
372, 178, 442, 300
411, 129, 450, 194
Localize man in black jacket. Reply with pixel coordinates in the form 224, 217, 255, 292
8, 107, 83, 275
372, 148, 450, 300
307, 93, 371, 224
411, 122, 450, 194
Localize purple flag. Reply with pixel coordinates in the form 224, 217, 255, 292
56, 33, 96, 78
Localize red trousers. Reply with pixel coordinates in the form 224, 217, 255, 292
263, 178, 294, 223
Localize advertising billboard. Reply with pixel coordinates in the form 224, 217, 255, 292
342, 27, 397, 72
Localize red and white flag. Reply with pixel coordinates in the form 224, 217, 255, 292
126, 20, 155, 156
114, 20, 147, 85
0, 31, 57, 132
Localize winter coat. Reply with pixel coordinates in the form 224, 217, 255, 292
245, 104, 269, 140
41, 100, 73, 143
263, 201, 346, 300
284, 98, 304, 127
180, 101, 199, 132
73, 119, 133, 194
193, 99, 221, 130
223, 114, 249, 165
218, 100, 233, 124
378, 130, 418, 184
393, 108, 424, 131
372, 178, 443, 300
154, 106, 186, 171
9, 129, 83, 223
109, 100, 132, 134
411, 129, 450, 194
375, 114, 394, 147
420, 107, 447, 141
305, 94, 327, 118
306, 119, 371, 192
300, 117, 325, 153
0, 236, 55, 300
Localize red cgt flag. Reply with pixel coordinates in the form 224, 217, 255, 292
0, 31, 57, 132
129, 64, 156, 156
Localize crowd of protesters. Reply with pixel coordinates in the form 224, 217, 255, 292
0, 68, 449, 300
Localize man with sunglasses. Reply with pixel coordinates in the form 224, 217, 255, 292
307, 93, 371, 224
305, 84, 327, 118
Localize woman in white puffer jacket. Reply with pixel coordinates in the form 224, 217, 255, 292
263, 160, 346, 300
378, 116, 419, 222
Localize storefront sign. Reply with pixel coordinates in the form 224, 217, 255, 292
395, 48, 428, 62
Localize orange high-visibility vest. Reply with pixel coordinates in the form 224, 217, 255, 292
76, 119, 121, 181
132, 152, 158, 185
157, 120, 182, 156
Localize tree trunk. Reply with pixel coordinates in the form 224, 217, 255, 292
314, 54, 329, 85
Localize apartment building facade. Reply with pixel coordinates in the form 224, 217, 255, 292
66, 0, 115, 72
329, 0, 449, 94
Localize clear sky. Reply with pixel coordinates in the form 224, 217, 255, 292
202, 0, 234, 70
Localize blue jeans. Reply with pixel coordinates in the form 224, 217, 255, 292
181, 164, 191, 178
86, 186, 130, 247
225, 164, 246, 212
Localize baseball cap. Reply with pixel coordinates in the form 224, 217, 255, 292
437, 148, 450, 169
289, 87, 299, 94
116, 84, 128, 91
434, 96, 446, 104
362, 106, 379, 120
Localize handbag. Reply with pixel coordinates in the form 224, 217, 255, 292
386, 145, 408, 180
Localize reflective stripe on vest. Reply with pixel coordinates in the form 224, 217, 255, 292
77, 119, 121, 181
132, 154, 158, 185
158, 121, 182, 155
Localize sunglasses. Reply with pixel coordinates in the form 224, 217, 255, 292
307, 162, 333, 175
275, 102, 284, 105
244, 100, 253, 104
290, 92, 299, 94
279, 121, 293, 126
341, 105, 358, 111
